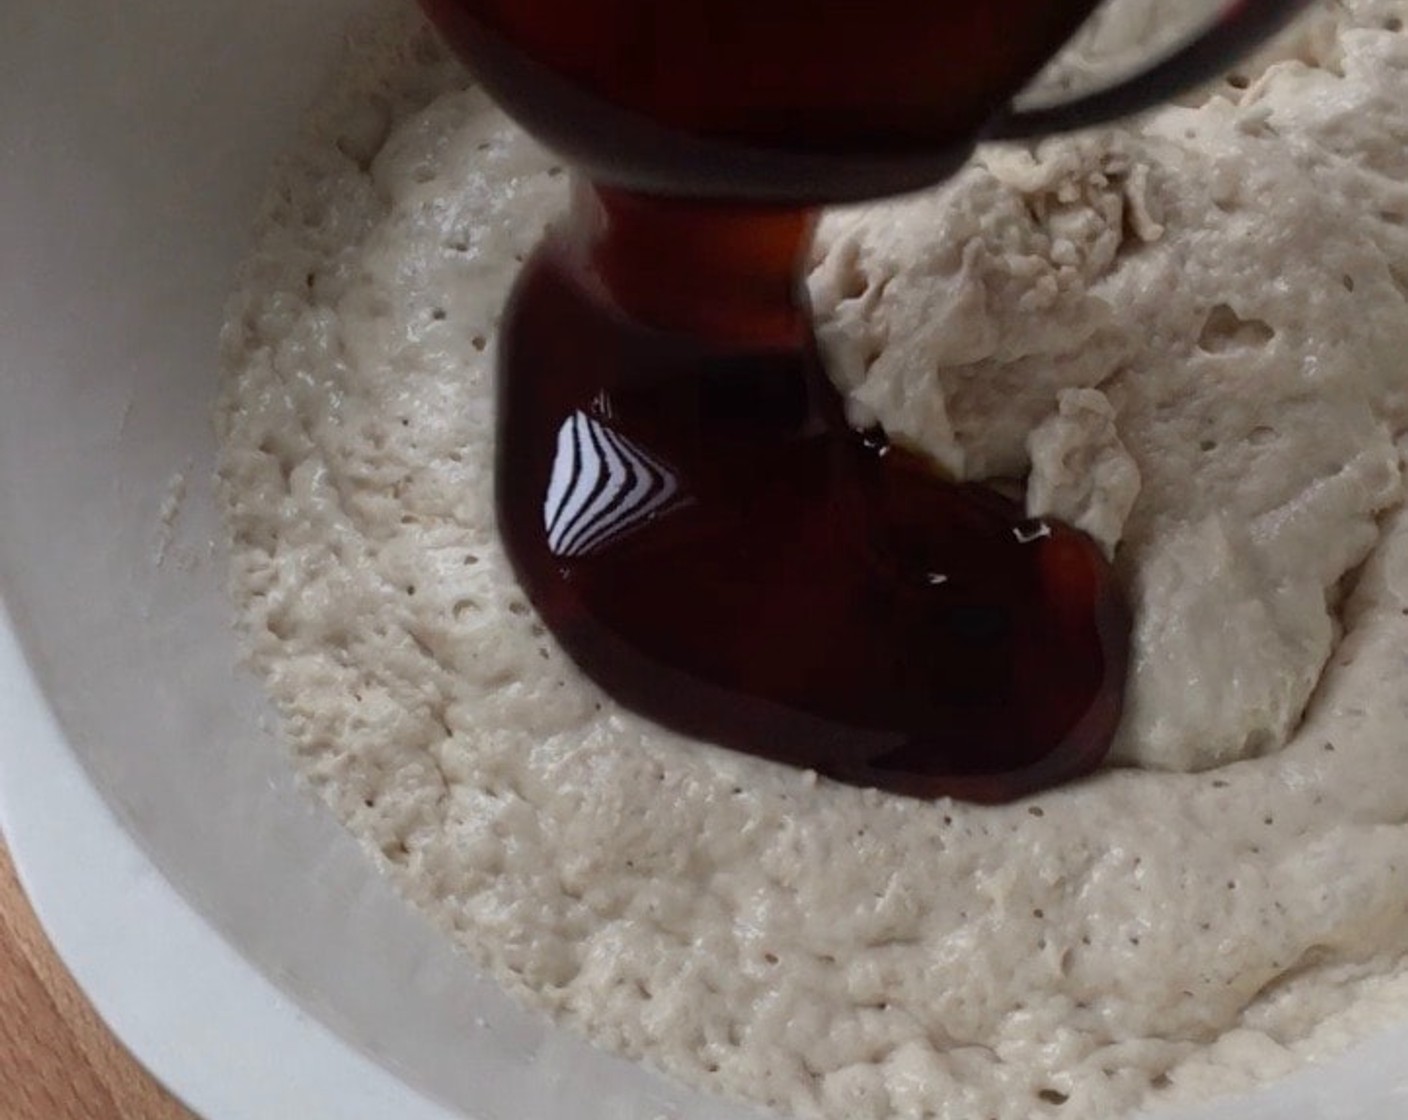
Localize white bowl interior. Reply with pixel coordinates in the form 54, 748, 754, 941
0, 2, 1404, 1118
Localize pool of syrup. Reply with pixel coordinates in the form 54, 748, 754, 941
495, 194, 1129, 802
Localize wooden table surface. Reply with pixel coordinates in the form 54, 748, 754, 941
0, 838, 196, 1120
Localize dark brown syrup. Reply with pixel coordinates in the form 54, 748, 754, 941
494, 188, 1128, 802
417, 2, 1132, 800
419, 0, 1105, 201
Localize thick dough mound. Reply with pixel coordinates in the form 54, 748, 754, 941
810, 11, 1408, 769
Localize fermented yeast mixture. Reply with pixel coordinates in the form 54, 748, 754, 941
218, 3, 1408, 1117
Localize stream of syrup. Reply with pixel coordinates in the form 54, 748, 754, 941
421, 1, 1131, 800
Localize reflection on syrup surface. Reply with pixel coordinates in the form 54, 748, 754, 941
543, 410, 683, 560
497, 222, 1129, 803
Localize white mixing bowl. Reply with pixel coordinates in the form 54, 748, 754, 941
1, 2, 1404, 1117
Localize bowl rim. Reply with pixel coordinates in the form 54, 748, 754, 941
0, 599, 461, 1120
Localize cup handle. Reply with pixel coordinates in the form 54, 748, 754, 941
989, 0, 1317, 140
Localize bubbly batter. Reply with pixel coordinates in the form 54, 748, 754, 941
218, 3, 1408, 1116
